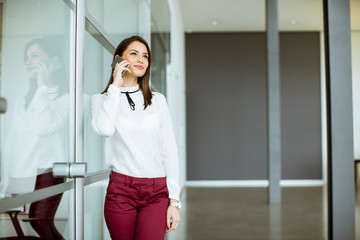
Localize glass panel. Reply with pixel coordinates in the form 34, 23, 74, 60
151, 0, 170, 36
84, 179, 109, 239
278, 0, 326, 238
150, 33, 168, 94
84, 30, 112, 173
0, 0, 74, 238
83, 21, 113, 240
150, 0, 170, 95
86, 0, 150, 44
83, 0, 171, 238
351, 1, 360, 238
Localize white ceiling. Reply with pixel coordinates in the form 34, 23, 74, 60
180, 0, 360, 32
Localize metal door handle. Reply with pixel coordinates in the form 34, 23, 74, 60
53, 162, 87, 178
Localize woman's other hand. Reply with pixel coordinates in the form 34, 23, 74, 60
166, 204, 181, 233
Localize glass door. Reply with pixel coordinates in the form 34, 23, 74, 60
0, 0, 75, 239
82, 0, 153, 238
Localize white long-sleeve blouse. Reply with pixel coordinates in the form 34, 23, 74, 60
2, 86, 68, 194
91, 84, 180, 200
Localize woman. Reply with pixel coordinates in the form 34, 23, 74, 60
3, 38, 68, 239
91, 36, 181, 240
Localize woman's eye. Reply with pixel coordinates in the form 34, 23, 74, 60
25, 53, 41, 62
143, 55, 149, 59
31, 53, 41, 59
130, 52, 137, 56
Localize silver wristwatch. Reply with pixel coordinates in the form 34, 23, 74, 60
169, 201, 182, 209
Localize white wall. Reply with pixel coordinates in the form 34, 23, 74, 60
167, 0, 186, 192
352, 31, 360, 159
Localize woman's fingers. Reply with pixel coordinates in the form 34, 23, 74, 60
112, 60, 132, 87
167, 219, 179, 232
36, 62, 46, 71
166, 213, 171, 231
172, 216, 180, 230
166, 207, 181, 233
114, 61, 131, 75
115, 60, 130, 69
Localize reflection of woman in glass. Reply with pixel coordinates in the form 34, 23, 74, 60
91, 36, 181, 239
2, 38, 68, 240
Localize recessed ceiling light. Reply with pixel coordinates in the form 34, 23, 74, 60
211, 20, 219, 26
291, 20, 297, 25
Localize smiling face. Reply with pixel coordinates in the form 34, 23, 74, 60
121, 41, 149, 78
25, 44, 49, 79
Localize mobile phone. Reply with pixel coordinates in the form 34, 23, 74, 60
111, 55, 129, 76
111, 55, 123, 69
44, 56, 61, 72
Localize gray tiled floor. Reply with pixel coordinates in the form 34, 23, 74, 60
167, 187, 330, 240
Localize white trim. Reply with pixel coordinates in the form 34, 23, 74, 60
186, 180, 326, 188
187, 180, 268, 187
280, 180, 326, 187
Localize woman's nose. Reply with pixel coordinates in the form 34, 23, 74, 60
137, 56, 145, 63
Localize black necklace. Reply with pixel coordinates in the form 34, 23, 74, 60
121, 88, 140, 111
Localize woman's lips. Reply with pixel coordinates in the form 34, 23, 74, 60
134, 65, 144, 70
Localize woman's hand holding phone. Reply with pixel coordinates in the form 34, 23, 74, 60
35, 57, 61, 88
112, 56, 131, 88
36, 61, 52, 87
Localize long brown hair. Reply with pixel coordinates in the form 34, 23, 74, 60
24, 38, 67, 109
102, 36, 153, 109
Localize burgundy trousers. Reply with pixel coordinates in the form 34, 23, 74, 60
104, 171, 169, 240
29, 172, 65, 240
